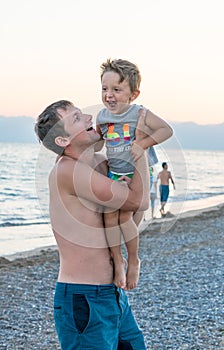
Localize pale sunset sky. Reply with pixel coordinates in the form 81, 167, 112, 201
1, 0, 223, 125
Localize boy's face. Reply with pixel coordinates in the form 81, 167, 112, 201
101, 71, 139, 114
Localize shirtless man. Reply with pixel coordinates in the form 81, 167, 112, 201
35, 100, 149, 350
158, 162, 175, 216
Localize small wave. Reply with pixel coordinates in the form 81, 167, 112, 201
186, 192, 224, 201
0, 220, 50, 228
169, 192, 224, 203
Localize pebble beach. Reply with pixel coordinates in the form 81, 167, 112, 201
0, 204, 224, 350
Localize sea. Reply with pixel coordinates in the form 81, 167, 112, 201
1, 142, 224, 256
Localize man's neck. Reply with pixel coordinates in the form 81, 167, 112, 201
64, 145, 96, 167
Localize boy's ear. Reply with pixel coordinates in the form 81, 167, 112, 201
55, 136, 70, 147
130, 89, 140, 102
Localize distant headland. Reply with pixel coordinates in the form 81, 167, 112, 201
0, 115, 223, 150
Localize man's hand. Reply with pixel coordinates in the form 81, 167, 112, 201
118, 175, 132, 185
131, 141, 145, 162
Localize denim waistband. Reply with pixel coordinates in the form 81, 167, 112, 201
55, 282, 117, 297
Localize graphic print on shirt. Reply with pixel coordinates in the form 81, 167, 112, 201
123, 124, 131, 144
106, 123, 131, 146
106, 123, 120, 146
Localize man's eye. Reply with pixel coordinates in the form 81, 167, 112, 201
73, 115, 80, 123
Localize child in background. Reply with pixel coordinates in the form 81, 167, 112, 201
150, 167, 158, 219
96, 58, 173, 290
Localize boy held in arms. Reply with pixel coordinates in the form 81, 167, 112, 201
96, 58, 173, 290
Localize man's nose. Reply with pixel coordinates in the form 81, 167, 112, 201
86, 114, 92, 121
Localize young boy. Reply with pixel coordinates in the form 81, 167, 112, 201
96, 58, 173, 290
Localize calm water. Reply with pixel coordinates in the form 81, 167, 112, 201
1, 142, 224, 228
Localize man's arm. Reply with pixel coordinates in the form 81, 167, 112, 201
169, 172, 176, 189
94, 124, 105, 152
57, 151, 149, 212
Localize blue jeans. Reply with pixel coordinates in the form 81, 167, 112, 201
54, 283, 146, 349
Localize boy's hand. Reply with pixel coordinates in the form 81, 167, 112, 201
135, 108, 148, 142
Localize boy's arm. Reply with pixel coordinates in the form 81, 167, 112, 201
135, 108, 173, 150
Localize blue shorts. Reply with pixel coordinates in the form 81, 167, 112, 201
160, 185, 169, 202
54, 282, 146, 349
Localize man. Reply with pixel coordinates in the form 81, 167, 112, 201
35, 100, 149, 349
158, 162, 175, 216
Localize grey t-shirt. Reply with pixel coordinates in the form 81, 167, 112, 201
97, 104, 158, 175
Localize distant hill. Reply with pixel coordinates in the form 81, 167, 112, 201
0, 116, 37, 143
0, 115, 223, 150
163, 121, 224, 150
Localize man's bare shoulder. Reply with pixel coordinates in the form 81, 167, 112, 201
50, 156, 75, 175
49, 156, 75, 188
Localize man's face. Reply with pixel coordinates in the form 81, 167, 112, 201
58, 106, 100, 145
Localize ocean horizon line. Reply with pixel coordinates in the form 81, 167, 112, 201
1, 140, 224, 152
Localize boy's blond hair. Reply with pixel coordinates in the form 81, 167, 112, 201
100, 58, 141, 93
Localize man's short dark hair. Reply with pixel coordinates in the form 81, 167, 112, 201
35, 100, 73, 155
162, 162, 167, 168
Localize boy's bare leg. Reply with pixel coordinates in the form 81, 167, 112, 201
119, 211, 140, 290
104, 210, 127, 289
133, 211, 144, 226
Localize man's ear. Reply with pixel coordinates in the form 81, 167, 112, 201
55, 136, 70, 147
130, 89, 140, 102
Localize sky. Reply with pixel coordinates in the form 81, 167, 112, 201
1, 0, 224, 125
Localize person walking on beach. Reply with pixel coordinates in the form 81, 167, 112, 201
96, 58, 173, 290
35, 100, 149, 349
158, 162, 175, 216
150, 167, 158, 219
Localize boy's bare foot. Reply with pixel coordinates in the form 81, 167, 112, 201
125, 258, 140, 290
113, 256, 127, 289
